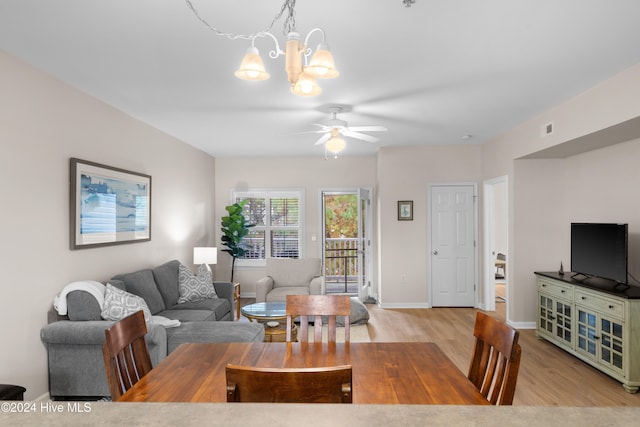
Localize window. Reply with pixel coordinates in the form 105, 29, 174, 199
232, 189, 304, 265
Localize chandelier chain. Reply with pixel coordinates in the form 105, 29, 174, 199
185, 0, 297, 41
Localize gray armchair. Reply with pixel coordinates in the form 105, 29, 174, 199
256, 258, 325, 303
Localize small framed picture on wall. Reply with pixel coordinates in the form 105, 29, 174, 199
397, 200, 413, 221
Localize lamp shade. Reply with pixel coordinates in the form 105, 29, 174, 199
305, 43, 339, 79
291, 71, 322, 96
235, 46, 270, 81
194, 247, 218, 265
326, 135, 346, 154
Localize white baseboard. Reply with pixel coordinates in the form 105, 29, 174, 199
507, 320, 537, 330
378, 302, 432, 309
35, 392, 50, 401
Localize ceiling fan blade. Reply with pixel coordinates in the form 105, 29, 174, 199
290, 129, 329, 135
342, 130, 380, 143
314, 133, 332, 145
347, 125, 387, 132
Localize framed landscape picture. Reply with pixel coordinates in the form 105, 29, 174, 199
70, 158, 151, 249
398, 200, 413, 221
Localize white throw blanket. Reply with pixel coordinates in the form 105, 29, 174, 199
53, 280, 181, 327
150, 316, 181, 328
53, 280, 106, 315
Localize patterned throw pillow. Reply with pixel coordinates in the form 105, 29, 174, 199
177, 263, 218, 303
101, 283, 152, 322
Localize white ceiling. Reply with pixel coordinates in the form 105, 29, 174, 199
2, 0, 640, 158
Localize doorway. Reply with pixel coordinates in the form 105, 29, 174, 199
482, 176, 508, 313
321, 189, 372, 301
430, 183, 477, 307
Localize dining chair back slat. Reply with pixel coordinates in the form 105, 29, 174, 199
467, 311, 521, 405
286, 295, 351, 342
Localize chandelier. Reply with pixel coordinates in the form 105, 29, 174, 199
186, 0, 339, 97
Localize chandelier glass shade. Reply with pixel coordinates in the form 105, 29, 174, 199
234, 46, 270, 80
305, 43, 340, 79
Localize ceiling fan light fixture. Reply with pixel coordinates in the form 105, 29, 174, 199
234, 46, 270, 81
291, 71, 322, 96
305, 43, 339, 79
326, 129, 346, 154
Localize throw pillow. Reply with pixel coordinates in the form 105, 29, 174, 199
101, 283, 152, 322
177, 263, 218, 303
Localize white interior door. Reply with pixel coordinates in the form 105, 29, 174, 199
431, 184, 477, 307
357, 188, 373, 301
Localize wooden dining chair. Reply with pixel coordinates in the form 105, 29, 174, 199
286, 295, 351, 342
467, 311, 522, 405
102, 310, 153, 400
226, 364, 352, 403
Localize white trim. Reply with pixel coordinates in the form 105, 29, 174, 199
482, 175, 509, 317
319, 187, 376, 301
378, 302, 432, 309
508, 321, 536, 330
35, 392, 50, 401
230, 188, 305, 267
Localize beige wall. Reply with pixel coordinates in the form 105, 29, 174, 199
0, 52, 217, 399
375, 145, 483, 307
482, 63, 640, 326
214, 156, 377, 293
565, 138, 640, 274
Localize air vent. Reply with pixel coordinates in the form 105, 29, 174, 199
541, 122, 554, 137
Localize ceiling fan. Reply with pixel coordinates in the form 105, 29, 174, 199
305, 105, 388, 150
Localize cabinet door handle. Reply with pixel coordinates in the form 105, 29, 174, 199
609, 305, 615, 309
542, 284, 547, 287
561, 290, 566, 293
581, 296, 586, 300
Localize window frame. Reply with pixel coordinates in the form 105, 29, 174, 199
230, 188, 305, 267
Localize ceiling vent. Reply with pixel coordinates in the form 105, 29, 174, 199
541, 122, 554, 137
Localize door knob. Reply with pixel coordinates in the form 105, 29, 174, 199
433, 250, 438, 255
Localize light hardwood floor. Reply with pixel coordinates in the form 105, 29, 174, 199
365, 302, 640, 406
241, 297, 640, 406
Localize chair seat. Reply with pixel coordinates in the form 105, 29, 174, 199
0, 384, 26, 400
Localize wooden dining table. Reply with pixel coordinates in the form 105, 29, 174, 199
118, 341, 490, 405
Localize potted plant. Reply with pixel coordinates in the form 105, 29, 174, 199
221, 200, 254, 282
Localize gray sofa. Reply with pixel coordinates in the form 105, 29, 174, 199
40, 260, 264, 400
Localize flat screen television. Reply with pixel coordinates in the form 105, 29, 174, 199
571, 223, 628, 284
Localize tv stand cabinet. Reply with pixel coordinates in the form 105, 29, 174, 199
535, 272, 640, 393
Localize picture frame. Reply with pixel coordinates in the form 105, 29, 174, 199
70, 158, 151, 249
398, 200, 413, 221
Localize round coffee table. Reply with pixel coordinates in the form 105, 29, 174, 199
241, 302, 297, 342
